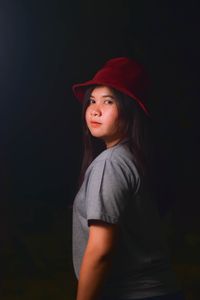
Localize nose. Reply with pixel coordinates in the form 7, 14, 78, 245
90, 105, 101, 116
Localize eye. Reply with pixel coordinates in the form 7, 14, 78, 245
89, 98, 95, 104
104, 99, 113, 104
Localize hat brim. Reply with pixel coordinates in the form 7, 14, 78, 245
72, 80, 150, 116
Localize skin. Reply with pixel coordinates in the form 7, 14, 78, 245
76, 221, 118, 300
76, 86, 124, 300
85, 86, 124, 148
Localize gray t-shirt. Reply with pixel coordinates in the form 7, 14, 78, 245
72, 141, 178, 299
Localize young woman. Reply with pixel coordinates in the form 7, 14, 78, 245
72, 57, 184, 300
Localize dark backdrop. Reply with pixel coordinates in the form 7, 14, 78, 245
0, 1, 199, 299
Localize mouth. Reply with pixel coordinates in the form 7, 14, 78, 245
90, 121, 102, 127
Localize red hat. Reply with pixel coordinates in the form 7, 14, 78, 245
72, 57, 151, 116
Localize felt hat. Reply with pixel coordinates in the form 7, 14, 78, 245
72, 57, 151, 115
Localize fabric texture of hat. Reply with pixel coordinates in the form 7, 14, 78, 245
72, 57, 151, 116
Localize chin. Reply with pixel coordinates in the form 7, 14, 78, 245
89, 130, 104, 138
91, 134, 104, 139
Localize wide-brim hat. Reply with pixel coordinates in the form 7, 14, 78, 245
72, 57, 151, 116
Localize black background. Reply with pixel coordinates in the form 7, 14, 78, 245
0, 1, 200, 299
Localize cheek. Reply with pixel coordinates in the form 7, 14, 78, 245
85, 108, 90, 124
109, 110, 120, 126
109, 111, 123, 135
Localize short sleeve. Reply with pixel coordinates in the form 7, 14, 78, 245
85, 158, 138, 224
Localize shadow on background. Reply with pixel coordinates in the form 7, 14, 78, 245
0, 1, 200, 299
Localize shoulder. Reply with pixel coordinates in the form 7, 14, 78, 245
97, 142, 138, 171
86, 141, 140, 190
92, 141, 131, 162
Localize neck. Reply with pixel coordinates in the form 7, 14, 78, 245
105, 137, 128, 149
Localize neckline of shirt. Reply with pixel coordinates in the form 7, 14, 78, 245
108, 138, 129, 150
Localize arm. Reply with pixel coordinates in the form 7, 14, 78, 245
76, 220, 118, 300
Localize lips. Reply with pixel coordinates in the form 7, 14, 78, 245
90, 121, 102, 127
91, 121, 101, 124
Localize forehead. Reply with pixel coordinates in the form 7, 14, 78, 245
90, 85, 115, 97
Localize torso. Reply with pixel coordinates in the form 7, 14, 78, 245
72, 140, 179, 299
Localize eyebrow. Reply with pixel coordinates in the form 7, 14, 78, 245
90, 94, 115, 99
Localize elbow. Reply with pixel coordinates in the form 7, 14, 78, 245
86, 246, 115, 264
98, 250, 114, 263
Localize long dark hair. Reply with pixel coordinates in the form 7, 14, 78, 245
79, 85, 152, 185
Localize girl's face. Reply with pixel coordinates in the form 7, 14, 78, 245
85, 86, 124, 148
